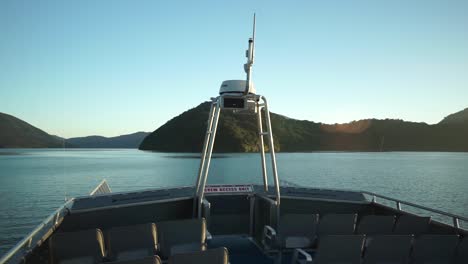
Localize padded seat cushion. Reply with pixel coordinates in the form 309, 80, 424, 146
169, 247, 228, 264
284, 236, 312, 248
158, 218, 206, 259
357, 215, 395, 235
393, 216, 430, 235
315, 235, 365, 264
279, 214, 318, 248
49, 228, 105, 264
363, 235, 413, 264
317, 214, 358, 236
106, 256, 162, 264
412, 235, 459, 264
455, 237, 468, 264
106, 223, 157, 261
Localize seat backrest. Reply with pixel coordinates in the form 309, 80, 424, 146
169, 247, 228, 264
49, 228, 105, 264
315, 235, 365, 264
280, 213, 319, 238
454, 236, 468, 264
393, 215, 430, 235
279, 214, 319, 248
357, 215, 395, 235
317, 214, 357, 236
412, 234, 459, 264
106, 223, 157, 261
363, 235, 413, 264
157, 218, 206, 259
107, 255, 162, 264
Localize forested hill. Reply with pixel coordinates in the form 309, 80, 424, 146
439, 108, 468, 125
0, 112, 148, 148
139, 102, 468, 152
66, 132, 149, 148
0, 112, 62, 148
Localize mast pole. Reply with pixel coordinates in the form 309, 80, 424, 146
244, 14, 256, 95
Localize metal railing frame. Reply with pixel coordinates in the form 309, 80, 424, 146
1, 179, 113, 264
195, 94, 281, 218
3, 183, 466, 263
362, 191, 467, 230
0, 198, 75, 264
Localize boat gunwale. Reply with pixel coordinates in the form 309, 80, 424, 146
361, 190, 468, 221
2, 185, 467, 264
71, 196, 195, 214
74, 184, 468, 223
0, 198, 75, 264
76, 185, 195, 200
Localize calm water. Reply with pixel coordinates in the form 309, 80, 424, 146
0, 149, 467, 254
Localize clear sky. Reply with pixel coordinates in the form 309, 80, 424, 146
1, 0, 467, 138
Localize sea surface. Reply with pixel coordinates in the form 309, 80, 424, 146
0, 149, 467, 255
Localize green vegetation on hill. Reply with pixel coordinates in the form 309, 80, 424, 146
66, 132, 149, 148
439, 108, 468, 125
139, 102, 468, 152
0, 112, 149, 149
0, 112, 62, 148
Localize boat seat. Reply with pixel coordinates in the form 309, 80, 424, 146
105, 256, 162, 264
454, 236, 468, 264
412, 234, 459, 264
393, 215, 430, 235
317, 214, 358, 236
105, 223, 158, 261
49, 228, 105, 264
169, 247, 228, 264
277, 214, 319, 248
313, 235, 365, 264
362, 235, 413, 264
157, 218, 207, 259
356, 215, 395, 235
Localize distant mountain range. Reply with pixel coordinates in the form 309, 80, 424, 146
2, 106, 468, 151
139, 103, 468, 152
0, 112, 148, 148
65, 132, 149, 148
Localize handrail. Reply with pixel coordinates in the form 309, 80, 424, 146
362, 191, 467, 229
260, 96, 281, 207
0, 198, 74, 264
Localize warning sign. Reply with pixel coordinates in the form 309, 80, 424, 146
204, 185, 253, 193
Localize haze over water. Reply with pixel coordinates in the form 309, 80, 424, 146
0, 149, 467, 255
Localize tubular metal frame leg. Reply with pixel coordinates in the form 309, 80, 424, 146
261, 96, 281, 206
197, 100, 221, 218
194, 95, 281, 220
193, 102, 217, 217
257, 102, 268, 191
195, 102, 216, 195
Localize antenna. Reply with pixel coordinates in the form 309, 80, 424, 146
251, 13, 256, 65
244, 13, 256, 95
219, 14, 257, 98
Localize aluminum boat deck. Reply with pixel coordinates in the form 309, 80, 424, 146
1, 183, 467, 264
